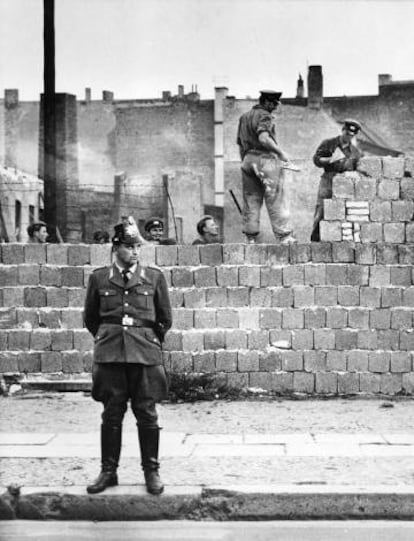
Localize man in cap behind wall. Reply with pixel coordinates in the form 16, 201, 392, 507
84, 216, 172, 495
236, 89, 297, 244
310, 119, 364, 241
144, 217, 177, 245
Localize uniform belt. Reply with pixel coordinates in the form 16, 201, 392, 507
101, 317, 156, 328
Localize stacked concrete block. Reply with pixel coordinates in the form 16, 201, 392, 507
320, 157, 414, 243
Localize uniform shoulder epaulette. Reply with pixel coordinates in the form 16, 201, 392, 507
92, 265, 110, 274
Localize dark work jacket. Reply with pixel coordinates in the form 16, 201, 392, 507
84, 264, 172, 365
237, 104, 278, 159
313, 135, 363, 173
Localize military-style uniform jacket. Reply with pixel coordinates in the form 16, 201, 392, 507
237, 104, 278, 160
84, 264, 172, 366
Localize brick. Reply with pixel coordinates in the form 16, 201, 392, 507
376, 244, 399, 264
293, 372, 314, 393
223, 244, 245, 264
281, 351, 303, 371
311, 242, 332, 263
259, 350, 282, 371
260, 267, 282, 287
269, 330, 291, 348
348, 308, 370, 329
370, 200, 391, 222
326, 351, 346, 371
355, 244, 376, 264
51, 330, 73, 351
314, 286, 337, 306
24, 287, 47, 307
289, 244, 311, 264
171, 268, 194, 287
216, 351, 237, 372
370, 309, 391, 330
332, 242, 354, 263
369, 266, 390, 286
3, 288, 24, 307
326, 307, 347, 328
30, 330, 52, 350
62, 351, 83, 373
392, 200, 414, 221
347, 350, 369, 372
380, 374, 402, 395
391, 352, 412, 373
400, 330, 414, 352
304, 264, 326, 285
194, 309, 216, 328
47, 288, 69, 308
239, 266, 261, 287
332, 174, 355, 198
314, 329, 335, 350
382, 156, 405, 179
401, 178, 414, 201
315, 373, 338, 394
170, 351, 193, 372
293, 287, 314, 307
18, 352, 41, 373
225, 330, 248, 350
383, 223, 405, 244
248, 330, 269, 349
245, 244, 268, 264
62, 267, 84, 287
1, 244, 24, 264
359, 373, 381, 393
250, 288, 271, 307
381, 287, 402, 308
24, 244, 46, 264
177, 245, 200, 266
337, 373, 359, 394
335, 329, 358, 350
0, 352, 18, 372
40, 266, 62, 286
368, 352, 390, 373
282, 309, 304, 329
68, 245, 90, 266
357, 156, 382, 177
378, 179, 399, 200
204, 330, 225, 350
320, 221, 341, 242
324, 199, 345, 221
216, 309, 239, 328
227, 287, 249, 307
156, 245, 178, 266
271, 288, 292, 307
238, 350, 259, 372
398, 245, 414, 264
194, 267, 216, 287
200, 244, 223, 266
337, 286, 359, 306
217, 266, 238, 287
193, 351, 215, 372
360, 223, 383, 243
304, 308, 326, 329
239, 308, 260, 329
390, 266, 412, 286
357, 330, 378, 350
183, 289, 204, 308
163, 330, 183, 351
326, 264, 347, 285
391, 308, 412, 330
267, 244, 289, 265
355, 177, 376, 199
304, 350, 326, 372
291, 330, 313, 350
172, 309, 193, 330
0, 266, 18, 286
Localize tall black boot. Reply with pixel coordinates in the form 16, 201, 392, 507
138, 427, 164, 495
87, 424, 121, 494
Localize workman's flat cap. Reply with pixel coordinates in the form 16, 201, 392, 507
343, 118, 361, 133
260, 89, 282, 101
144, 217, 164, 232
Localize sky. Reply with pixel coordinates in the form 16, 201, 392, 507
1, 0, 414, 101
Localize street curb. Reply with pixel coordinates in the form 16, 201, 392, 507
2, 485, 414, 521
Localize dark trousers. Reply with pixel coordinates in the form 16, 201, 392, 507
92, 363, 168, 428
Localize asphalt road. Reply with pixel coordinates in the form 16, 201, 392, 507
2, 520, 414, 541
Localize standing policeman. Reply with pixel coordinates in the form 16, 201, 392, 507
84, 217, 172, 495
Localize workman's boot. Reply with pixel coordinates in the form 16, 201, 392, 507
87, 424, 122, 494
138, 426, 164, 495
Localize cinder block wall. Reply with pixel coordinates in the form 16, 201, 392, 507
1, 237, 414, 397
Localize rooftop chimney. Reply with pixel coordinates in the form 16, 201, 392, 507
178, 85, 184, 98
85, 88, 91, 103
102, 90, 114, 103
378, 74, 392, 87
307, 65, 323, 109
296, 74, 304, 99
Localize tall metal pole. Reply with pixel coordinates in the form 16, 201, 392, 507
43, 0, 57, 236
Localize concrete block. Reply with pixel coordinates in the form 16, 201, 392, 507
51, 330, 73, 351
216, 351, 237, 372
402, 287, 414, 307
337, 373, 359, 394
168, 290, 185, 309
259, 350, 282, 371
156, 245, 178, 266
311, 242, 332, 263
360, 287, 381, 307
30, 330, 52, 351
282, 308, 304, 329
324, 199, 345, 221
337, 286, 360, 306
225, 329, 248, 349
259, 308, 282, 330
314, 286, 337, 306
8, 330, 30, 351
381, 287, 402, 308
326, 264, 347, 285
199, 244, 223, 266
360, 223, 383, 243
40, 351, 62, 372
67, 245, 90, 266
376, 244, 399, 264
205, 286, 227, 308
391, 308, 412, 330
16, 307, 37, 328
369, 266, 391, 286
347, 265, 369, 287
18, 265, 40, 286
163, 330, 183, 351
400, 178, 414, 201
171, 268, 193, 288
216, 309, 239, 328
239, 308, 260, 329
193, 351, 215, 372
46, 288, 69, 308
62, 351, 83, 373
348, 308, 370, 329
368, 351, 390, 373
68, 288, 86, 307
314, 329, 335, 350
249, 371, 273, 391
183, 289, 204, 308
405, 156, 414, 177
73, 330, 93, 351
24, 287, 47, 308
304, 264, 326, 285
227, 372, 249, 389
355, 177, 376, 200
18, 352, 41, 373
347, 350, 369, 372
1, 244, 24, 264
332, 174, 355, 198
282, 351, 303, 371
332, 242, 355, 263
3, 288, 24, 307
46, 244, 68, 265
291, 329, 313, 350
378, 179, 400, 200
0, 330, 8, 350
239, 266, 261, 287
177, 245, 200, 266
282, 265, 305, 286
370, 200, 391, 222
227, 287, 249, 307
194, 267, 217, 287
383, 223, 405, 243
355, 244, 376, 264
271, 288, 293, 307
357, 330, 378, 350
359, 373, 381, 394
403, 373, 414, 394
304, 307, 326, 329
406, 223, 414, 243
170, 351, 193, 373
382, 156, 405, 179
260, 267, 282, 287
357, 156, 382, 177
62, 267, 84, 287
0, 266, 18, 286
238, 350, 259, 372
370, 308, 391, 330
269, 329, 292, 348
39, 310, 60, 329
83, 351, 93, 372
400, 330, 414, 352
304, 350, 326, 371
171, 309, 194, 330
250, 288, 271, 307
335, 329, 358, 350
90, 244, 112, 267
326, 351, 347, 371
390, 352, 412, 373
293, 372, 315, 393
315, 372, 338, 394
392, 200, 414, 221
248, 330, 269, 349
245, 244, 268, 264
222, 244, 244, 264
320, 221, 342, 242
326, 307, 347, 328
377, 330, 399, 351
24, 244, 46, 264
390, 266, 412, 286
217, 267, 238, 287
194, 309, 216, 329
380, 374, 402, 395
267, 244, 289, 265
289, 244, 311, 264
271, 372, 294, 393
293, 286, 314, 307
204, 330, 225, 350
40, 266, 62, 287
